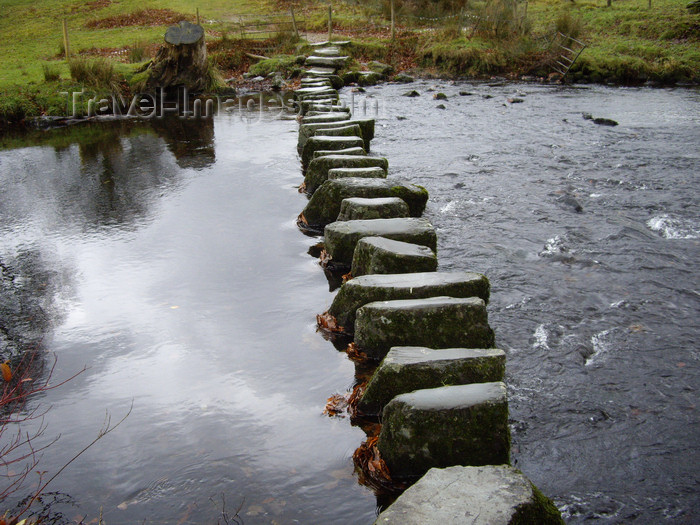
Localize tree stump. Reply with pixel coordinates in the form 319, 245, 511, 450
146, 21, 208, 93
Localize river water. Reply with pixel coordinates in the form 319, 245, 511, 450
0, 83, 698, 524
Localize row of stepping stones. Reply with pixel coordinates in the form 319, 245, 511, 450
293, 43, 564, 525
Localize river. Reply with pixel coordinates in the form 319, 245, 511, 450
0, 82, 698, 524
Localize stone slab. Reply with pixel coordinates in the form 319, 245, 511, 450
373, 465, 564, 525
312, 147, 366, 159
328, 271, 490, 332
324, 218, 436, 266
377, 382, 509, 478
358, 347, 506, 415
305, 55, 349, 69
301, 112, 351, 125
298, 119, 375, 153
328, 167, 387, 182
301, 136, 365, 168
351, 236, 437, 276
355, 296, 495, 359
337, 197, 405, 221
304, 161, 401, 200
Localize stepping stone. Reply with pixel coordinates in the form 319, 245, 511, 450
329, 167, 387, 183
301, 112, 354, 125
309, 40, 352, 47
305, 66, 337, 77
328, 272, 490, 332
314, 46, 342, 57
312, 147, 366, 159
325, 218, 436, 266
355, 296, 495, 359
373, 465, 565, 525
299, 119, 375, 153
294, 86, 338, 99
358, 347, 506, 415
301, 136, 365, 168
311, 123, 362, 140
351, 236, 436, 276
304, 159, 392, 196
377, 382, 509, 479
305, 55, 349, 69
305, 104, 350, 115
303, 178, 425, 227
337, 197, 406, 221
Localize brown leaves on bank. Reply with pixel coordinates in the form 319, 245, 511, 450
85, 9, 191, 29
345, 342, 367, 362
323, 380, 367, 419
318, 249, 332, 268
316, 311, 344, 334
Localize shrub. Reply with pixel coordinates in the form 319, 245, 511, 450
128, 41, 149, 63
68, 57, 124, 95
555, 11, 583, 40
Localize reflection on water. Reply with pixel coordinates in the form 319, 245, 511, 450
0, 114, 376, 524
1, 84, 698, 524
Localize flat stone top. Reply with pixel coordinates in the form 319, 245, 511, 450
330, 168, 386, 176
374, 465, 534, 525
362, 295, 485, 313
305, 66, 336, 75
326, 217, 433, 235
391, 382, 506, 411
314, 46, 342, 56
302, 113, 356, 124
346, 271, 486, 290
307, 136, 364, 144
357, 236, 435, 256
385, 346, 505, 365
309, 155, 384, 165
296, 85, 338, 94
341, 197, 402, 206
307, 54, 349, 60
314, 124, 361, 133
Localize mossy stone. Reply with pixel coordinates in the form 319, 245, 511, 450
324, 218, 436, 266
328, 167, 387, 182
358, 347, 506, 415
373, 465, 564, 524
378, 382, 510, 480
298, 119, 375, 153
301, 136, 364, 168
336, 197, 406, 221
328, 271, 490, 333
351, 236, 436, 277
312, 147, 366, 159
355, 296, 495, 359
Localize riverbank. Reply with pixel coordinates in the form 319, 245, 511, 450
0, 0, 698, 128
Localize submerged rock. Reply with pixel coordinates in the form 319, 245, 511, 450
593, 117, 619, 126
337, 197, 407, 221
358, 346, 505, 415
328, 271, 490, 332
393, 73, 414, 83
403, 90, 420, 97
355, 296, 495, 359
378, 382, 509, 479
303, 159, 390, 196
373, 465, 564, 524
434, 92, 448, 100
351, 236, 437, 277
324, 218, 436, 266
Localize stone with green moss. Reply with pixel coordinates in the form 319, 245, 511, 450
337, 197, 405, 221
393, 73, 414, 83
351, 236, 436, 276
314, 46, 342, 57
358, 71, 384, 86
312, 124, 362, 141
305, 55, 349, 69
298, 119, 375, 153
301, 136, 365, 168
303, 161, 394, 199
355, 296, 495, 359
325, 218, 436, 266
294, 85, 338, 100
328, 167, 387, 182
377, 382, 509, 479
358, 347, 505, 415
369, 61, 394, 76
373, 465, 564, 524
301, 113, 349, 126
305, 103, 349, 115
312, 147, 365, 159
328, 272, 490, 333
305, 66, 336, 77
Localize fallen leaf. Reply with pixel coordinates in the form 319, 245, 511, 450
1, 362, 12, 382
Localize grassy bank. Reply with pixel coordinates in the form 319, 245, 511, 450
0, 0, 698, 126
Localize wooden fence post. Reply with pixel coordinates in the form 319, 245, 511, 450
290, 7, 299, 38
328, 4, 332, 43
196, 8, 200, 25
62, 18, 71, 60
391, 0, 395, 41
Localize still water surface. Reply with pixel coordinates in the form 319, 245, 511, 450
0, 83, 698, 524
